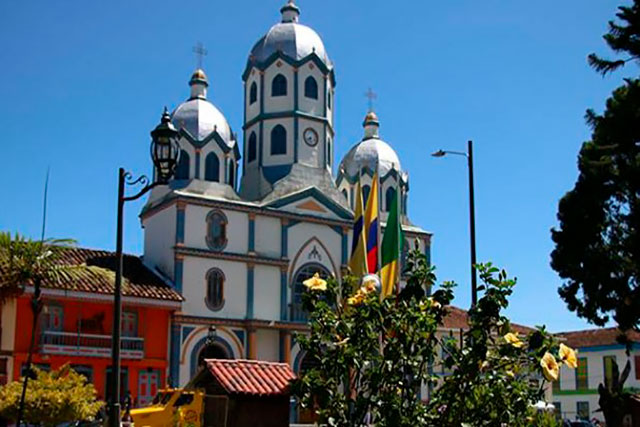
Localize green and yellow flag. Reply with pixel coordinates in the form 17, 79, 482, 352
349, 181, 368, 277
380, 188, 402, 297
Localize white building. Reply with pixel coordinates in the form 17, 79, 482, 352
552, 327, 640, 422
140, 0, 430, 387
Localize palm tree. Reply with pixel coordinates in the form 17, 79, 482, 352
0, 231, 113, 426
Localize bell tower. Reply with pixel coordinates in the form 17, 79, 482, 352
239, 0, 336, 201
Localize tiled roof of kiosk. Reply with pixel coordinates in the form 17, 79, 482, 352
205, 359, 296, 397
7, 247, 183, 302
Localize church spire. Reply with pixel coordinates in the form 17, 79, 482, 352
280, 0, 300, 23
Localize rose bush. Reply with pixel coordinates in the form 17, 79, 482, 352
293, 247, 574, 426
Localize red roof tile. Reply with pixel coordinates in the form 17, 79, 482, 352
1, 246, 183, 302
205, 359, 296, 397
556, 327, 640, 348
442, 306, 533, 334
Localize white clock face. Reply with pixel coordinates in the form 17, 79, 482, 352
303, 128, 319, 147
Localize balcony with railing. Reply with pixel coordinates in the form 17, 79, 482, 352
40, 331, 144, 359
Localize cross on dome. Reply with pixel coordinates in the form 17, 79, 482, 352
364, 87, 377, 112
192, 42, 208, 69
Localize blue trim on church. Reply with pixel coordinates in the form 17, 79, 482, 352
246, 265, 255, 319
266, 187, 353, 220
281, 224, 288, 258
170, 323, 181, 387
194, 151, 201, 179
280, 270, 288, 321
176, 207, 185, 246
341, 229, 348, 265
181, 326, 195, 344
174, 259, 184, 293
248, 217, 255, 252
189, 335, 235, 379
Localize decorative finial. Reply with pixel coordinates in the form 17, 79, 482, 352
193, 42, 208, 69
281, 0, 300, 22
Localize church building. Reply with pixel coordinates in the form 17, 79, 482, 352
139, 0, 431, 387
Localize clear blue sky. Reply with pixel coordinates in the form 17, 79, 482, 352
1, 1, 636, 332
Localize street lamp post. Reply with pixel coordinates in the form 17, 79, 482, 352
432, 140, 477, 307
108, 108, 180, 427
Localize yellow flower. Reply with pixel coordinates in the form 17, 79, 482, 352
503, 332, 524, 348
428, 297, 442, 309
361, 277, 378, 294
419, 298, 441, 311
505, 370, 515, 379
558, 343, 578, 369
347, 291, 366, 306
303, 273, 327, 291
540, 352, 559, 382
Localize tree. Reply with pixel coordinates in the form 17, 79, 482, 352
0, 231, 112, 426
551, 2, 640, 424
587, 0, 640, 75
293, 249, 569, 426
0, 364, 104, 426
551, 0, 640, 334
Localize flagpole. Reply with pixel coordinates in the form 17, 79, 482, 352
376, 165, 382, 275
396, 170, 402, 295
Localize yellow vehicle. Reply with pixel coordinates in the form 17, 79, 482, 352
130, 388, 205, 427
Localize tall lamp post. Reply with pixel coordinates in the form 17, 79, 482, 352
109, 108, 180, 427
432, 140, 477, 307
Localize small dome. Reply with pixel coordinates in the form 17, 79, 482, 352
190, 68, 208, 85
340, 138, 402, 178
249, 1, 331, 67
339, 112, 402, 178
171, 69, 234, 144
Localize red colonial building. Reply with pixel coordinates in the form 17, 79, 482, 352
0, 247, 182, 406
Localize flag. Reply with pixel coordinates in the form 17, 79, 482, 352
363, 172, 379, 274
349, 181, 368, 277
380, 187, 402, 297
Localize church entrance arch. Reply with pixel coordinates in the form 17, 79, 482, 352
197, 343, 230, 367
291, 263, 330, 322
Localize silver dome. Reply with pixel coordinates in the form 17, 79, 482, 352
339, 112, 404, 178
340, 138, 402, 178
172, 99, 233, 143
171, 69, 234, 145
249, 2, 330, 67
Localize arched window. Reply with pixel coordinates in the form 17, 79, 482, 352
204, 152, 220, 182
175, 149, 190, 180
327, 90, 332, 109
271, 125, 287, 155
247, 132, 257, 163
385, 187, 397, 212
249, 81, 258, 104
291, 264, 330, 322
326, 138, 332, 166
362, 184, 371, 205
271, 74, 287, 97
341, 189, 348, 203
206, 211, 227, 250
304, 76, 318, 99
228, 162, 235, 188
205, 268, 225, 310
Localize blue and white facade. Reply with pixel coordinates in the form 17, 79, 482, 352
140, 0, 431, 387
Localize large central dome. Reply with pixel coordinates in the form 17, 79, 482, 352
248, 1, 331, 67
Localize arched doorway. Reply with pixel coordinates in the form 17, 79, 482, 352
197, 342, 230, 368
291, 264, 330, 322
